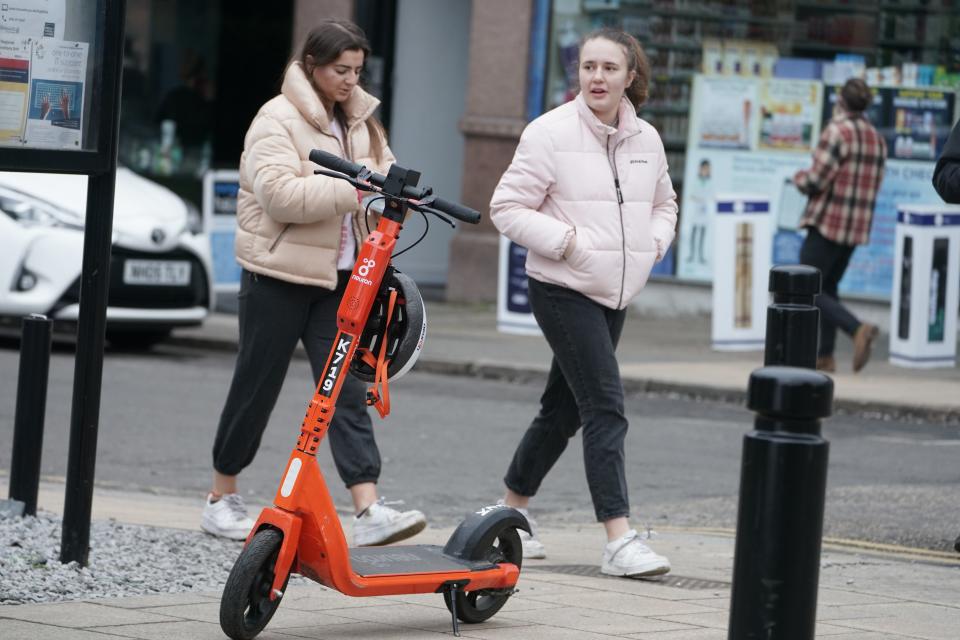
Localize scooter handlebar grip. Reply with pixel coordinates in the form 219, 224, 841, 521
430, 197, 481, 224
309, 149, 363, 177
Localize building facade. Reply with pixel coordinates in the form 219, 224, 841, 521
121, 0, 960, 303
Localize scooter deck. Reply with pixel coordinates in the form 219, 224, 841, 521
349, 544, 496, 577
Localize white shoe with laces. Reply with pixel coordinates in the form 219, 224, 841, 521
201, 493, 255, 541
353, 498, 427, 547
601, 529, 671, 578
497, 500, 546, 559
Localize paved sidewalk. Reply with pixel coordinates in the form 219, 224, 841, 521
171, 301, 960, 420
1, 482, 959, 639
2, 301, 958, 638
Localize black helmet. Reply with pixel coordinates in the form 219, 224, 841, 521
350, 270, 426, 382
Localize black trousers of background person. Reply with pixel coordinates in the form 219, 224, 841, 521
504, 277, 630, 522
799, 227, 862, 357
212, 270, 380, 486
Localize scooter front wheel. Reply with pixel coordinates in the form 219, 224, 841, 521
220, 529, 287, 640
443, 526, 522, 623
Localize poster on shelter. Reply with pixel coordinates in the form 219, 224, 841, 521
0, 1, 66, 39
22, 38, 86, 148
0, 37, 31, 144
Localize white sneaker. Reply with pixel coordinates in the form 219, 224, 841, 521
353, 498, 427, 547
497, 501, 545, 559
601, 529, 670, 579
201, 493, 255, 541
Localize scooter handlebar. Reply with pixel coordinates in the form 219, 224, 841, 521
309, 148, 481, 224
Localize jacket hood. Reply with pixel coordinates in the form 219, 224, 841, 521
281, 61, 380, 132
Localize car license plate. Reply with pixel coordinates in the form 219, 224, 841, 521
123, 260, 191, 286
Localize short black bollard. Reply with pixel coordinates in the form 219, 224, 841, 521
764, 265, 821, 368
728, 366, 833, 640
8, 314, 53, 516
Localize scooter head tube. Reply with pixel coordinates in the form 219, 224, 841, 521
442, 504, 531, 563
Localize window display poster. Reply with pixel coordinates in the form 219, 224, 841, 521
0, 38, 31, 143
822, 85, 955, 163
676, 149, 808, 281
22, 38, 86, 148
0, 1, 66, 39
680, 74, 954, 299
885, 89, 954, 162
758, 79, 822, 152
692, 76, 758, 150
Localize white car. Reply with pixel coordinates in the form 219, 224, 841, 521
0, 167, 213, 349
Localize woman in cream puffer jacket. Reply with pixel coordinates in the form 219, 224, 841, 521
204, 20, 427, 548
233, 58, 394, 287
491, 29, 678, 579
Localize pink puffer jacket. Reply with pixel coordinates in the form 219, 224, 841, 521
490, 94, 678, 309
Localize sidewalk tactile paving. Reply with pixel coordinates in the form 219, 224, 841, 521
527, 565, 730, 591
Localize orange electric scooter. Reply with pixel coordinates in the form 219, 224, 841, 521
218, 150, 530, 640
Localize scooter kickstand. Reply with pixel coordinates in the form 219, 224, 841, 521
447, 584, 461, 637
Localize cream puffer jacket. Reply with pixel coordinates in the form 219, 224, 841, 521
234, 61, 395, 288
490, 94, 678, 309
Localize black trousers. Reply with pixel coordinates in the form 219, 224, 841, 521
799, 227, 862, 357
504, 278, 630, 522
212, 270, 380, 487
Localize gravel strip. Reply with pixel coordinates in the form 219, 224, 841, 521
0, 510, 303, 605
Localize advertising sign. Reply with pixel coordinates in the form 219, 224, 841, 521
679, 73, 957, 300
203, 169, 242, 292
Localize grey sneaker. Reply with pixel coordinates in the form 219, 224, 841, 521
201, 493, 254, 541
353, 498, 427, 547
601, 529, 670, 579
497, 500, 545, 559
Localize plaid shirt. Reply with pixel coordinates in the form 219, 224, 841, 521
796, 112, 887, 246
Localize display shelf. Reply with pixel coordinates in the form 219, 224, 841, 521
794, 1, 879, 12
645, 41, 705, 51
879, 2, 955, 13
878, 39, 944, 50
791, 41, 878, 55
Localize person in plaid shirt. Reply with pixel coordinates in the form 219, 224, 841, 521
794, 78, 886, 374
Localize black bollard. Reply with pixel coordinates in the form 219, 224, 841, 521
764, 265, 821, 368
8, 314, 53, 516
728, 366, 833, 640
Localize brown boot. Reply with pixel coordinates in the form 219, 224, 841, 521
816, 355, 836, 372
852, 323, 879, 373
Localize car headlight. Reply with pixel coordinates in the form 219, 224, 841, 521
185, 200, 203, 235
0, 186, 84, 230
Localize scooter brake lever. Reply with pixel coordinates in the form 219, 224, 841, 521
313, 168, 379, 193
419, 205, 457, 229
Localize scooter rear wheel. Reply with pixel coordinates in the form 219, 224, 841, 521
220, 529, 286, 640
443, 526, 522, 623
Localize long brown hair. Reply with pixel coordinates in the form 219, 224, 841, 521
299, 19, 386, 163
580, 28, 650, 110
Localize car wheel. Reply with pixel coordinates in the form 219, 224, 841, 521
106, 329, 171, 351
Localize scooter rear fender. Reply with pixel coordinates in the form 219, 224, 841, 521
443, 504, 530, 562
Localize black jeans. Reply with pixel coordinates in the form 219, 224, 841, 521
504, 278, 630, 522
799, 227, 862, 357
212, 270, 380, 487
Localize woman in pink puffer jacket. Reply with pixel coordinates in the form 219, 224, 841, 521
491, 28, 678, 579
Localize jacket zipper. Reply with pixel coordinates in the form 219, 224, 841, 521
607, 135, 627, 309
606, 129, 643, 309
268, 224, 291, 253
